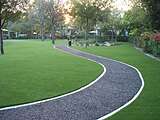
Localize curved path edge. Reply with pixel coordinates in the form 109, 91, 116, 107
68, 47, 145, 119
0, 46, 145, 120
69, 47, 145, 119
0, 47, 106, 111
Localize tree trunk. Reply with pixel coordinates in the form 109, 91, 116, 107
40, 24, 44, 41
51, 32, 55, 45
7, 21, 12, 39
0, 19, 4, 55
85, 18, 89, 48
51, 26, 55, 45
0, 30, 4, 55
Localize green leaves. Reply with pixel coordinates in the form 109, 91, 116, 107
71, 0, 111, 31
141, 0, 160, 30
0, 0, 29, 27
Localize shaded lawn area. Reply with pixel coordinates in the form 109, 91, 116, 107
0, 40, 102, 108
75, 43, 160, 120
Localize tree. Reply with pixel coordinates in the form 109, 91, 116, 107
132, 0, 160, 30
140, 0, 160, 30
122, 5, 150, 36
0, 0, 29, 55
9, 4, 43, 39
36, 0, 46, 40
45, 0, 64, 44
99, 9, 121, 42
71, 0, 112, 46
73, 0, 96, 41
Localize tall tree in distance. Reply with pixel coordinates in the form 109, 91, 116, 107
36, 0, 46, 40
46, 0, 64, 45
140, 0, 160, 30
70, 0, 112, 47
0, 0, 29, 55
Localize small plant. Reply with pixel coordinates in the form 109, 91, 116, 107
141, 32, 152, 52
153, 33, 160, 42
152, 33, 160, 56
141, 32, 152, 41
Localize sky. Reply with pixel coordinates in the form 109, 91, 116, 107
30, 0, 132, 12
113, 0, 132, 12
62, 0, 132, 24
60, 0, 132, 12
29, 0, 132, 24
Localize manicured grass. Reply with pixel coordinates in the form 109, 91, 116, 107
0, 40, 102, 108
75, 43, 160, 120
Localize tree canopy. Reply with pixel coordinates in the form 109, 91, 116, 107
0, 0, 29, 54
140, 0, 160, 30
70, 0, 112, 43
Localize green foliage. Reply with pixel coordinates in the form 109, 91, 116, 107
141, 0, 160, 30
71, 0, 97, 30
71, 0, 111, 32
120, 4, 153, 47
100, 10, 121, 29
0, 0, 29, 27
7, 0, 65, 40
0, 0, 29, 54
141, 32, 152, 41
123, 5, 150, 36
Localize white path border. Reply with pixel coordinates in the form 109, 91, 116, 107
68, 47, 144, 120
98, 58, 144, 120
0, 47, 106, 111
0, 46, 144, 120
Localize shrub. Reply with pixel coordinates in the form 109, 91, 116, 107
141, 32, 152, 41
140, 32, 153, 53
153, 33, 160, 42
152, 33, 160, 56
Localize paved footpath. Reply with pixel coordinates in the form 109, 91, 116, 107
0, 46, 143, 120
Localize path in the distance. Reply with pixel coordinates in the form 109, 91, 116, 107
0, 46, 143, 120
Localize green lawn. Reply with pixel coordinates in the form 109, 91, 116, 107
0, 40, 102, 108
75, 43, 160, 120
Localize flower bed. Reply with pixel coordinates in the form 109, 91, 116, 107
141, 32, 153, 53
140, 32, 160, 57
152, 33, 160, 56
153, 33, 160, 42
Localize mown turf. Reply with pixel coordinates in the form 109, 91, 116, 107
75, 43, 160, 120
0, 40, 102, 108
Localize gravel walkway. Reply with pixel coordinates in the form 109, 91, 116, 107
0, 46, 143, 120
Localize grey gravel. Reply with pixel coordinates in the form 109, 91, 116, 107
0, 46, 142, 120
